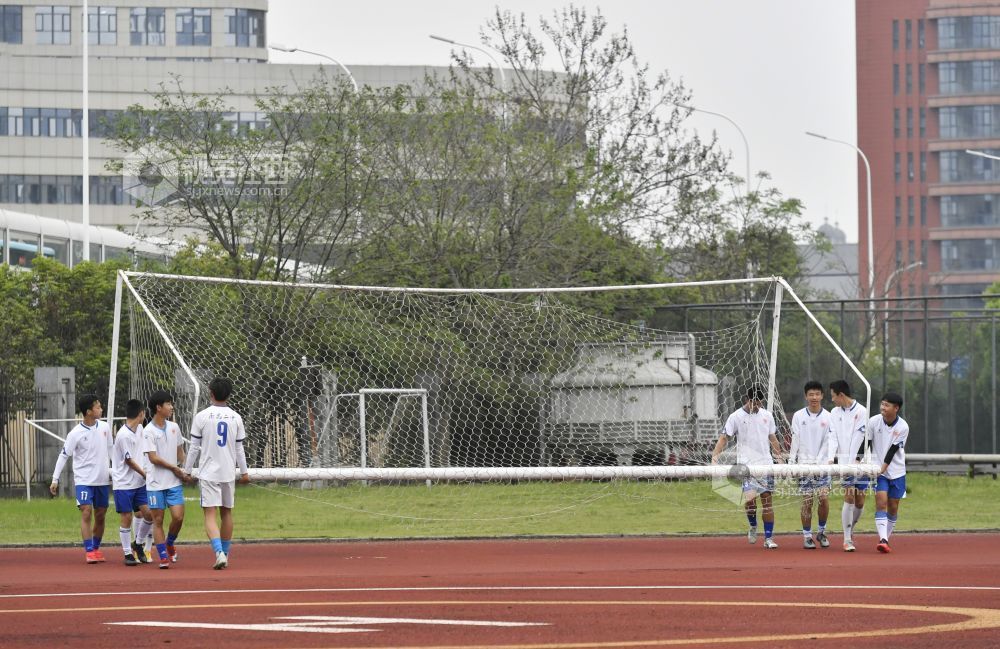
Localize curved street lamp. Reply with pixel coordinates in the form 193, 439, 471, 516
269, 43, 359, 92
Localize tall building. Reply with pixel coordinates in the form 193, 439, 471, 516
858, 0, 1000, 302
0, 1, 443, 242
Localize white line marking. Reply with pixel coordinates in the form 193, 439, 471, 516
276, 615, 548, 627
106, 615, 548, 635
107, 621, 372, 634
6, 584, 1000, 599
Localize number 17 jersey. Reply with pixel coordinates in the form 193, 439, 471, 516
190, 404, 246, 483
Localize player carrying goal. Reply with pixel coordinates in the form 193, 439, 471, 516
183, 377, 250, 570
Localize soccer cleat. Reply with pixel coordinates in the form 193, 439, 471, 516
763, 537, 778, 549
876, 539, 892, 554
747, 528, 758, 544
85, 551, 100, 564
817, 532, 830, 548
92, 549, 106, 562
213, 551, 228, 570
158, 557, 170, 569
843, 540, 856, 552
123, 553, 139, 566
803, 536, 817, 549
132, 542, 149, 563
167, 544, 178, 563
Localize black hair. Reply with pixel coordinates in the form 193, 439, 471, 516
77, 393, 100, 416
209, 377, 233, 402
147, 390, 174, 413
125, 398, 144, 420
829, 379, 852, 397
804, 380, 824, 394
881, 392, 903, 408
745, 385, 765, 402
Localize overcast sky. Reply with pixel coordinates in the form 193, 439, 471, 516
268, 1, 859, 242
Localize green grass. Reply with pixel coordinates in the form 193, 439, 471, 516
1, 473, 997, 545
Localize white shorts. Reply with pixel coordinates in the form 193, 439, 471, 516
199, 479, 236, 508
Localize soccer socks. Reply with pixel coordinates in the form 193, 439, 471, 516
841, 503, 854, 540
92, 536, 102, 549
119, 527, 132, 555
747, 513, 758, 531
156, 543, 168, 561
166, 533, 178, 546
210, 537, 224, 554
802, 527, 812, 539
875, 510, 889, 541
136, 519, 152, 545
221, 540, 232, 555
818, 520, 826, 534
83, 538, 95, 552
764, 521, 774, 539
887, 513, 897, 539
853, 505, 864, 525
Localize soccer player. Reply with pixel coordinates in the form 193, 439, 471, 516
183, 377, 250, 569
111, 399, 154, 566
827, 379, 870, 552
711, 386, 784, 549
143, 390, 187, 569
870, 391, 909, 553
788, 381, 831, 549
49, 394, 113, 564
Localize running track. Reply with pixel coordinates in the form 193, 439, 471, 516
1, 533, 999, 648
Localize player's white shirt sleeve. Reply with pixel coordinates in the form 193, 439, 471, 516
789, 410, 803, 463
56, 421, 112, 486
143, 421, 183, 490
190, 405, 247, 483
112, 425, 145, 490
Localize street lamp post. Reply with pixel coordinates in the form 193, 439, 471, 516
805, 131, 875, 313
269, 43, 359, 92
882, 260, 923, 392
82, 0, 90, 260
677, 104, 751, 199
429, 34, 506, 124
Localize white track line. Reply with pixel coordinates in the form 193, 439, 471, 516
3, 584, 1000, 599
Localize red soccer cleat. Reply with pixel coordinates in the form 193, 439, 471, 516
876, 539, 892, 553
85, 551, 100, 564
92, 549, 106, 562
167, 544, 178, 563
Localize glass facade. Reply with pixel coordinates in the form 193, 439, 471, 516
0, 175, 123, 205
130, 7, 165, 46
937, 61, 1000, 95
938, 105, 1000, 139
224, 8, 264, 47
0, 108, 121, 137
941, 239, 1000, 271
35, 5, 70, 45
938, 16, 1000, 50
88, 6, 116, 45
939, 150, 1000, 183
941, 195, 1000, 227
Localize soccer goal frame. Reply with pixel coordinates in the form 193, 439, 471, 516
107, 271, 872, 481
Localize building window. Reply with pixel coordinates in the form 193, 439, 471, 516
893, 64, 900, 95
908, 240, 915, 263
908, 196, 914, 226
895, 153, 901, 182
939, 62, 958, 94
920, 107, 926, 137
224, 8, 264, 47
919, 63, 925, 95
88, 6, 116, 45
905, 19, 912, 49
939, 17, 956, 49
130, 8, 165, 46
176, 8, 211, 46
893, 19, 899, 50
940, 106, 957, 138
906, 63, 913, 94
921, 240, 927, 263
920, 151, 926, 182
894, 109, 900, 138
896, 241, 903, 268
895, 196, 902, 225
0, 5, 22, 44
906, 108, 913, 138
35, 6, 70, 45
907, 152, 915, 181
920, 196, 927, 226
918, 19, 925, 48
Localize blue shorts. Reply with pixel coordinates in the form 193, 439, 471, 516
742, 477, 774, 494
876, 474, 907, 499
842, 476, 871, 491
799, 475, 832, 493
75, 484, 110, 509
147, 485, 185, 510
113, 486, 149, 514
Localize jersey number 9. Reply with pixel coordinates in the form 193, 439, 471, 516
216, 421, 228, 447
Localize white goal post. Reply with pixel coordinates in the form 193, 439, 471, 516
107, 271, 872, 481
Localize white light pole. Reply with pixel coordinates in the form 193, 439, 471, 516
806, 131, 875, 309
429, 34, 506, 123
269, 43, 358, 92
965, 148, 1000, 162
677, 104, 751, 199
82, 0, 90, 260
882, 260, 923, 391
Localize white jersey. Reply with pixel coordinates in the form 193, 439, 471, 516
827, 400, 870, 464
143, 419, 183, 490
722, 406, 777, 465
189, 404, 246, 483
870, 414, 909, 480
789, 407, 830, 464
55, 420, 112, 486
112, 423, 145, 490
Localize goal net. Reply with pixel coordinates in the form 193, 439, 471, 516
109, 272, 871, 528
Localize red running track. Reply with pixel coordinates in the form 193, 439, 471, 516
1, 533, 999, 648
